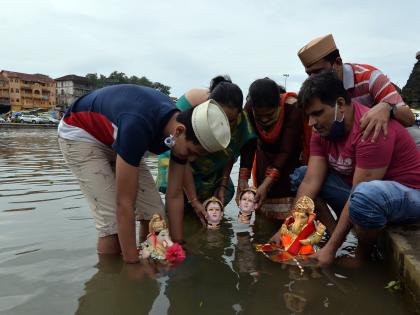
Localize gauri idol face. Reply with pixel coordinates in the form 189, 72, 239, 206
239, 191, 256, 214
206, 201, 223, 224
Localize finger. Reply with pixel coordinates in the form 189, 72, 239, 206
382, 122, 388, 139
361, 120, 375, 140
195, 209, 206, 226
370, 123, 382, 143
198, 214, 206, 227
359, 113, 368, 129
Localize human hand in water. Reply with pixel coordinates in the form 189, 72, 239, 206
360, 102, 390, 143
268, 229, 282, 245
190, 199, 207, 226
311, 245, 335, 267
122, 260, 158, 281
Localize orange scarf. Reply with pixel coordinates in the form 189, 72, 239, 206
254, 92, 296, 143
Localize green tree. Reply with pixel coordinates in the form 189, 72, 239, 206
85, 72, 171, 96
402, 60, 420, 109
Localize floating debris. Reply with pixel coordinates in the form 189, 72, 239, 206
3, 207, 35, 212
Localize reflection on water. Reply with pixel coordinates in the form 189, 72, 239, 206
0, 129, 415, 315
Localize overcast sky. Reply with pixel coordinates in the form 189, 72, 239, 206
1, 0, 419, 97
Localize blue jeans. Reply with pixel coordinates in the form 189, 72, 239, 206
290, 166, 420, 229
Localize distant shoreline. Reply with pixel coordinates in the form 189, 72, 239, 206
0, 123, 57, 129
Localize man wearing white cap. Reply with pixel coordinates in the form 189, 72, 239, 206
58, 84, 230, 263
298, 34, 415, 144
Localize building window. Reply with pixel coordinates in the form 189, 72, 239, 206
16, 88, 19, 93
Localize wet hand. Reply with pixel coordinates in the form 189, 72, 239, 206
122, 260, 158, 280
191, 199, 207, 227
268, 229, 281, 245
255, 180, 271, 209
311, 246, 335, 267
360, 102, 390, 143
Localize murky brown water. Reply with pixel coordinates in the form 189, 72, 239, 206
0, 128, 416, 314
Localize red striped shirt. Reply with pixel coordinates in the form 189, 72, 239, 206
342, 63, 404, 107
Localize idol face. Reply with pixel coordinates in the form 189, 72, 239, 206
206, 201, 223, 224
239, 191, 256, 213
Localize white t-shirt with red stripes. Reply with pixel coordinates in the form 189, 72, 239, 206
342, 63, 404, 107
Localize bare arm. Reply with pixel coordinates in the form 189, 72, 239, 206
315, 165, 388, 266
184, 89, 209, 106
215, 158, 234, 204
393, 104, 415, 127
183, 163, 207, 225
166, 159, 187, 242
115, 155, 140, 263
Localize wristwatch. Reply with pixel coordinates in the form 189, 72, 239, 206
386, 102, 397, 118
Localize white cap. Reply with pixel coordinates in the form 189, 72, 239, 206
191, 99, 231, 153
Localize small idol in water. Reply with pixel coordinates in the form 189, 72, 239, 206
203, 197, 224, 229
139, 214, 185, 264
238, 187, 257, 224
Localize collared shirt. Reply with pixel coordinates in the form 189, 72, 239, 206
342, 63, 404, 107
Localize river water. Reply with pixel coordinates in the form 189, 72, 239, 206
0, 128, 416, 314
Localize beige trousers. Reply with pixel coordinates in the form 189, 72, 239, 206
58, 137, 164, 237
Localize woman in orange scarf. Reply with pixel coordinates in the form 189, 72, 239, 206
238, 78, 310, 208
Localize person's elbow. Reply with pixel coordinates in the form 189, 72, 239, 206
116, 198, 135, 219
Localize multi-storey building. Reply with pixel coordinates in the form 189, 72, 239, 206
0, 75, 10, 113
0, 70, 56, 112
55, 75, 92, 111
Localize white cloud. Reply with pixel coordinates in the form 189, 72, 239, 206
1, 0, 419, 96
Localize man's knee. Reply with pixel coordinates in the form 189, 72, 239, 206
290, 166, 307, 192
349, 181, 387, 229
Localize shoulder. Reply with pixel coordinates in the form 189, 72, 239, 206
184, 88, 210, 107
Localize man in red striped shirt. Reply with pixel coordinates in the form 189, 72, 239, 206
298, 34, 415, 144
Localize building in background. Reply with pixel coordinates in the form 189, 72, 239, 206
55, 75, 92, 112
0, 70, 56, 112
0, 76, 11, 114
